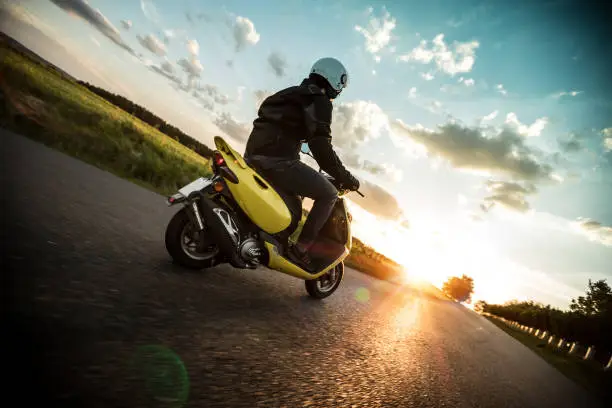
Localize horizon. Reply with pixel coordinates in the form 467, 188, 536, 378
2, 0, 611, 309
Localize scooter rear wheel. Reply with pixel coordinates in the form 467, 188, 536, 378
305, 262, 344, 299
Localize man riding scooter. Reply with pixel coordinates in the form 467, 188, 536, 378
244, 57, 360, 271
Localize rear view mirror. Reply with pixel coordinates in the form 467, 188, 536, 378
300, 143, 311, 154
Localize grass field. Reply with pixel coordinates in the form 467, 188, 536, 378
485, 316, 612, 400
0, 41, 211, 196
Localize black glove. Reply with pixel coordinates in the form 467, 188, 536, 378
343, 173, 360, 191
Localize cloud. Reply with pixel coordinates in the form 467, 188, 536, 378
177, 56, 203, 77
482, 180, 538, 213
148, 64, 181, 85
50, 0, 135, 55
421, 72, 435, 81
574, 218, 612, 247
253, 89, 272, 108
331, 100, 389, 150
137, 33, 166, 56
120, 19, 132, 30
552, 90, 582, 99
602, 128, 612, 151
463, 78, 475, 86
349, 180, 404, 221
391, 121, 554, 181
213, 112, 251, 142
558, 132, 584, 153
267, 52, 287, 77
161, 58, 174, 74
398, 33, 479, 76
196, 84, 230, 105
496, 84, 507, 96
232, 16, 260, 51
354, 6, 396, 58
504, 113, 549, 137
408, 87, 418, 98
186, 39, 199, 56
340, 151, 403, 182
140, 0, 160, 23
482, 110, 499, 121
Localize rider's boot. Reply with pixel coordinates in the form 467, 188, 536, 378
287, 241, 314, 272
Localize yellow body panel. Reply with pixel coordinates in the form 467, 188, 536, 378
213, 136, 292, 234
264, 242, 349, 280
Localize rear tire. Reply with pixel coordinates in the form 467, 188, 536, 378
165, 208, 220, 269
305, 262, 344, 299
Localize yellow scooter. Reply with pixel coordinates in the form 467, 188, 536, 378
164, 136, 363, 299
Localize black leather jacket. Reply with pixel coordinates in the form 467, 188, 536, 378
244, 77, 358, 188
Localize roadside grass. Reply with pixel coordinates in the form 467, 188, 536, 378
485, 316, 612, 400
0, 42, 211, 196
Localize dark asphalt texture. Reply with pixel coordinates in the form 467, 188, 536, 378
2, 130, 604, 408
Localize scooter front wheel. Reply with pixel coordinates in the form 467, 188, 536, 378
305, 262, 344, 299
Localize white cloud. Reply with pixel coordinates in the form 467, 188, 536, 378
505, 113, 548, 137
482, 180, 538, 213
408, 87, 418, 98
161, 58, 174, 73
253, 89, 272, 108
213, 112, 251, 142
496, 83, 507, 95
267, 51, 287, 77
120, 19, 132, 30
50, 0, 135, 55
602, 128, 612, 151
236, 86, 246, 102
232, 16, 260, 51
573, 218, 612, 247
463, 78, 475, 86
399, 33, 479, 76
341, 151, 403, 183
177, 56, 203, 77
349, 180, 404, 221
552, 90, 582, 98
354, 6, 396, 57
186, 39, 199, 56
140, 0, 160, 24
331, 100, 389, 150
137, 33, 166, 56
391, 120, 555, 181
483, 110, 498, 121
421, 72, 435, 81
197, 83, 230, 105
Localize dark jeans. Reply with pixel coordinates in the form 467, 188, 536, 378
247, 156, 338, 247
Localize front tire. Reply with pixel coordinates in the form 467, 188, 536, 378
165, 207, 220, 269
305, 262, 344, 299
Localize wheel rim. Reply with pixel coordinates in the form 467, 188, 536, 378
316, 265, 341, 293
180, 223, 219, 260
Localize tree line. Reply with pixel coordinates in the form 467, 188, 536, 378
78, 81, 215, 160
476, 279, 612, 364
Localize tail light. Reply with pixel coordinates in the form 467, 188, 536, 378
213, 151, 225, 166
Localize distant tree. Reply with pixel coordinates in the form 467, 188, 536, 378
442, 274, 474, 303
474, 300, 487, 313
569, 279, 612, 317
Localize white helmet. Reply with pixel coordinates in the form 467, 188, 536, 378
310, 57, 349, 99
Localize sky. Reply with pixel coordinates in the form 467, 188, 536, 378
2, 0, 611, 308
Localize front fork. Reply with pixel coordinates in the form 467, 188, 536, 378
188, 199, 205, 231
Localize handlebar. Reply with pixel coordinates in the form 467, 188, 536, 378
323, 174, 365, 198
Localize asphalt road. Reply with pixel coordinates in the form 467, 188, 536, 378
2, 129, 604, 408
